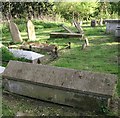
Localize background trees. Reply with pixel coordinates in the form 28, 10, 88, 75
1, 1, 119, 21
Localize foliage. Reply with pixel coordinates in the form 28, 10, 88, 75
1, 47, 15, 62
2, 2, 54, 19
2, 103, 15, 116
1, 2, 119, 21
54, 2, 98, 21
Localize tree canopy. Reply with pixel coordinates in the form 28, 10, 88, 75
1, 1, 119, 21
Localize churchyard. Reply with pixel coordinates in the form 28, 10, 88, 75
1, 18, 119, 116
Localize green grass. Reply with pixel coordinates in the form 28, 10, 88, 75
1, 19, 119, 116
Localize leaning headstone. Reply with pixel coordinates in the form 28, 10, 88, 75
61, 24, 73, 33
85, 37, 89, 46
8, 21, 23, 43
27, 20, 36, 41
91, 20, 96, 27
3, 61, 117, 112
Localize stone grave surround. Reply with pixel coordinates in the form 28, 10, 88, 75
8, 21, 23, 43
3, 61, 117, 112
27, 20, 36, 41
105, 20, 120, 34
9, 49, 44, 64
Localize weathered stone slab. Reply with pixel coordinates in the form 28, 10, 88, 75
8, 21, 23, 43
0, 66, 5, 74
73, 21, 84, 33
50, 32, 82, 38
9, 49, 44, 64
27, 20, 36, 41
61, 24, 73, 33
105, 19, 120, 34
3, 61, 117, 111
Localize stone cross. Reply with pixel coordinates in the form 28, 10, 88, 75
8, 21, 23, 43
27, 20, 36, 41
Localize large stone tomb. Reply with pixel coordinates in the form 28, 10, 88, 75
105, 19, 120, 34
2, 61, 117, 112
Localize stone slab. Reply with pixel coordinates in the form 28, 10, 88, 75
2, 61, 117, 111
3, 79, 109, 112
105, 19, 120, 23
9, 49, 44, 60
3, 61, 117, 97
0, 66, 5, 74
8, 22, 23, 43
50, 32, 82, 38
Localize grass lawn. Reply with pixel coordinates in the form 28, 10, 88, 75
1, 19, 119, 116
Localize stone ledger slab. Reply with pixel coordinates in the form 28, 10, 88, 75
50, 32, 82, 38
2, 61, 117, 111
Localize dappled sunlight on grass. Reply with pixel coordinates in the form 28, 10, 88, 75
2, 20, 118, 75
105, 42, 119, 46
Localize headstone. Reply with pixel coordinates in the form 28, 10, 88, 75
27, 20, 36, 41
91, 20, 96, 27
8, 21, 23, 43
79, 21, 82, 26
73, 20, 84, 34
99, 18, 103, 26
61, 24, 73, 33
85, 37, 89, 46
3, 61, 117, 112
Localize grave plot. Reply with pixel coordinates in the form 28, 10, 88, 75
105, 20, 120, 34
50, 21, 84, 39
50, 21, 89, 50
3, 61, 117, 112
20, 42, 56, 52
9, 49, 44, 64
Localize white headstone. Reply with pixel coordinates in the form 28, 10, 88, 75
9, 21, 23, 43
27, 20, 36, 41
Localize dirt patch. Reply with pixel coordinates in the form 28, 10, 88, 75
3, 92, 92, 116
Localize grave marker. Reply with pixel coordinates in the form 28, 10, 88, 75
61, 24, 73, 33
8, 21, 23, 43
27, 20, 36, 41
91, 20, 96, 27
